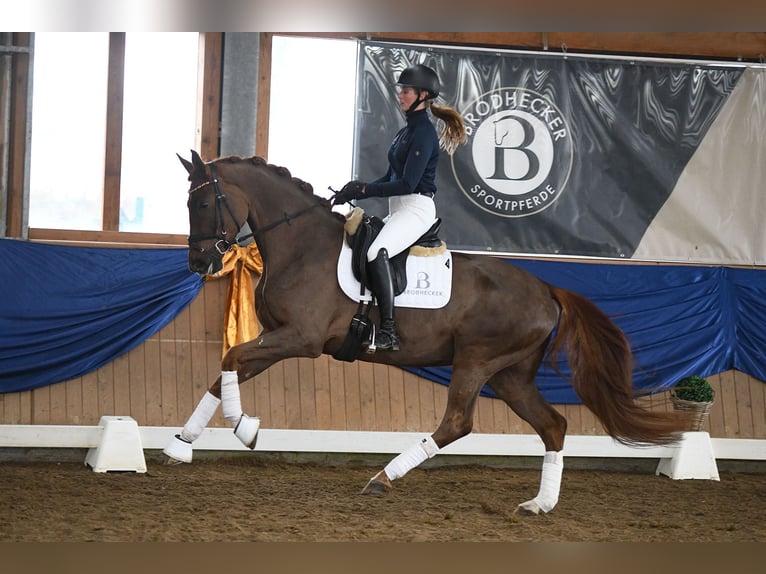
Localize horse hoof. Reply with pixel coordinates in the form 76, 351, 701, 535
234, 414, 260, 449
162, 434, 192, 464
515, 500, 542, 516
361, 471, 392, 495
161, 454, 185, 466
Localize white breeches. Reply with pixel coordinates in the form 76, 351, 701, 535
367, 194, 436, 261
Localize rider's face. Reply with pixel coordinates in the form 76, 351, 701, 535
396, 86, 422, 111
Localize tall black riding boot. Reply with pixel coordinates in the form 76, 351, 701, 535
368, 248, 400, 351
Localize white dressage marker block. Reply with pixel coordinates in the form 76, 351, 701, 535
85, 416, 147, 473
656, 431, 720, 481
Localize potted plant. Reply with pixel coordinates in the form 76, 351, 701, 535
670, 375, 715, 431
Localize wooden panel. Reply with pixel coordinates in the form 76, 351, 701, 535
5, 33, 30, 238
255, 33, 272, 158
751, 376, 766, 438
158, 321, 178, 426
172, 304, 194, 422
143, 337, 163, 425
734, 370, 754, 437
102, 33, 125, 232
417, 374, 437, 430
313, 355, 332, 429
548, 32, 766, 61
197, 33, 222, 159
127, 345, 147, 425
387, 366, 406, 431
112, 353, 131, 416
402, 370, 422, 432
28, 228, 188, 247
81, 370, 99, 425
266, 361, 286, 428
96, 362, 114, 418
282, 358, 301, 428
327, 357, 347, 429
358, 362, 376, 430
276, 32, 766, 62
372, 363, 391, 430
31, 385, 50, 424
475, 392, 493, 434
719, 370, 740, 437
64, 372, 83, 425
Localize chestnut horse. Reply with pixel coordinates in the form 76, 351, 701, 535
163, 150, 689, 515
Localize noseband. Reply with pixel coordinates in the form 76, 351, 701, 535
187, 163, 322, 258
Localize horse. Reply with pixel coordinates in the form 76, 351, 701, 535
163, 150, 691, 515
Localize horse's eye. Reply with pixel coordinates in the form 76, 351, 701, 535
199, 201, 210, 208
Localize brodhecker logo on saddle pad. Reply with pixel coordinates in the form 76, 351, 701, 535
451, 87, 573, 218
337, 241, 452, 309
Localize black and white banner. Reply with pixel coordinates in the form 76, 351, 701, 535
354, 41, 766, 265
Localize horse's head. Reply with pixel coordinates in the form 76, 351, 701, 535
180, 150, 249, 276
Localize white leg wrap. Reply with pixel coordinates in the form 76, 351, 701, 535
384, 436, 440, 481
532, 451, 564, 513
179, 392, 221, 442
220, 370, 243, 425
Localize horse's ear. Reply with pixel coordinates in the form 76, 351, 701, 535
190, 149, 206, 172
177, 153, 194, 175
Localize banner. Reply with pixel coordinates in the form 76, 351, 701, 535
354, 41, 766, 265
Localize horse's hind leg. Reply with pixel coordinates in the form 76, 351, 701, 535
486, 357, 568, 515
361, 363, 488, 495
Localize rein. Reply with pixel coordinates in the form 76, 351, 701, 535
188, 163, 322, 256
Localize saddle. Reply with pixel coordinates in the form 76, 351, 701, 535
332, 207, 446, 363
343, 207, 445, 296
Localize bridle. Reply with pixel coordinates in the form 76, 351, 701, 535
187, 163, 322, 257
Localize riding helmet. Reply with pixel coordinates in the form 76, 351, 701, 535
396, 64, 440, 99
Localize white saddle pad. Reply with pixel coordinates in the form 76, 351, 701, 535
336, 239, 452, 309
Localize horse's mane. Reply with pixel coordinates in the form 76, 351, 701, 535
215, 155, 343, 222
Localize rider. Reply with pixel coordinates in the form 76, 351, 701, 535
333, 63, 466, 351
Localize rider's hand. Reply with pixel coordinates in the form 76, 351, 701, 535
332, 180, 366, 205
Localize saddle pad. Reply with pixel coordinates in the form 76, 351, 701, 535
336, 240, 452, 309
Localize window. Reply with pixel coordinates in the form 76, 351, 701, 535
29, 32, 200, 238
25, 33, 358, 244
29, 33, 109, 231
120, 33, 199, 234
267, 36, 357, 198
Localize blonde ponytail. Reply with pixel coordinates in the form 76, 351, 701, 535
429, 102, 467, 155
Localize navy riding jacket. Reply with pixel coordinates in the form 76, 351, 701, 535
364, 109, 439, 198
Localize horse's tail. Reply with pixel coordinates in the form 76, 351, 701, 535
547, 286, 691, 446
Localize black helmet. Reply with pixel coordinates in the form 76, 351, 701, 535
396, 64, 439, 99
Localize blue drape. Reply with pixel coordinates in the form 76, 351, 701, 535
1, 239, 763, 402
405, 259, 766, 403
0, 239, 204, 393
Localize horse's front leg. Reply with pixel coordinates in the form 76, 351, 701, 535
163, 325, 321, 464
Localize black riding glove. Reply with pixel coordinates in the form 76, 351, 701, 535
332, 180, 366, 205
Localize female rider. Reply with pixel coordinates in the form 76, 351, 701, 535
333, 64, 466, 351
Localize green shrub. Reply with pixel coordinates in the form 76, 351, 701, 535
673, 375, 715, 403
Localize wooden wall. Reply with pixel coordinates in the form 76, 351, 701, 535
1, 275, 763, 440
